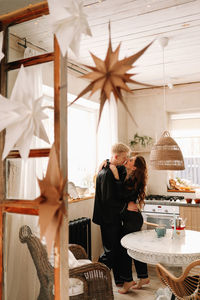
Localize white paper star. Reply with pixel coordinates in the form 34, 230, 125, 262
47, 0, 92, 57
0, 65, 50, 160
0, 32, 4, 62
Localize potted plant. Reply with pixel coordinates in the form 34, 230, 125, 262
129, 133, 153, 151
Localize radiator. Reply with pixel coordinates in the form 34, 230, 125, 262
69, 217, 91, 259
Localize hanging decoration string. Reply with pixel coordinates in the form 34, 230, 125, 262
162, 44, 167, 129
149, 37, 185, 170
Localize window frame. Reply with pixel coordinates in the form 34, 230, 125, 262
168, 112, 200, 191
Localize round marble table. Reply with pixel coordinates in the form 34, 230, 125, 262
121, 229, 200, 267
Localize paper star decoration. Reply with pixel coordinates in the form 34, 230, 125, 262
70, 23, 153, 126
0, 31, 4, 62
36, 144, 67, 256
47, 0, 92, 57
0, 65, 50, 160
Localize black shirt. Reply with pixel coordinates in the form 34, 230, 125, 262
92, 165, 126, 225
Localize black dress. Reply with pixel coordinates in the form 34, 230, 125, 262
119, 178, 148, 282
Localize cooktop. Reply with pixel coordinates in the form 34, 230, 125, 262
145, 195, 184, 202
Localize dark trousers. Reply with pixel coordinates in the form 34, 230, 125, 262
119, 210, 148, 282
98, 222, 123, 285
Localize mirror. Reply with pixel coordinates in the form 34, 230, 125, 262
6, 156, 49, 200
8, 15, 53, 62
7, 62, 54, 149
5, 61, 55, 200
2, 8, 58, 299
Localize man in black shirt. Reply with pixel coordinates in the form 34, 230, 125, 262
92, 143, 130, 286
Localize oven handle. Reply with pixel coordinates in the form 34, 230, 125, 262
142, 212, 179, 218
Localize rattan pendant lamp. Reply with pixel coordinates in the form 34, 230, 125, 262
150, 37, 185, 170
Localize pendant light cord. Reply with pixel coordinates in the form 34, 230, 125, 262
162, 46, 167, 129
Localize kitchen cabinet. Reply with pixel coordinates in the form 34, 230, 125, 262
180, 206, 200, 231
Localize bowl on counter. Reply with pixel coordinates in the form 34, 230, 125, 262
195, 198, 200, 204
186, 198, 192, 204
75, 186, 88, 197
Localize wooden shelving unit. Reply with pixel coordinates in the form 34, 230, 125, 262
0, 3, 68, 299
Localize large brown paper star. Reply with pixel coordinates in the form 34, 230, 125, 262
35, 144, 67, 256
70, 23, 153, 126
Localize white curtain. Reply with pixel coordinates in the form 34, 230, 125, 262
97, 95, 118, 167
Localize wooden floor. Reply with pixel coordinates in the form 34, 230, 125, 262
112, 265, 167, 300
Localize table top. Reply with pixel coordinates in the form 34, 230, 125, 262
121, 229, 200, 266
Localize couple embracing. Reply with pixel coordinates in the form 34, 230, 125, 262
92, 142, 150, 294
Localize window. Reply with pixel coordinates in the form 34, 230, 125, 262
7, 81, 118, 198
169, 112, 200, 188
68, 95, 99, 191
67, 93, 118, 194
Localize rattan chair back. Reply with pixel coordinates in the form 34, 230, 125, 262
19, 225, 54, 300
69, 244, 114, 300
156, 260, 200, 299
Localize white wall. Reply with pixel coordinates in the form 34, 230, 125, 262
117, 99, 128, 143
67, 70, 99, 103
123, 83, 200, 195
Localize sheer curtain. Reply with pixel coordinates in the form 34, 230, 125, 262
5, 214, 40, 300
97, 95, 118, 167
5, 48, 49, 300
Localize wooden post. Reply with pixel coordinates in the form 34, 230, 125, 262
54, 36, 68, 300
54, 36, 61, 300
0, 207, 3, 300
0, 24, 8, 300
60, 51, 68, 300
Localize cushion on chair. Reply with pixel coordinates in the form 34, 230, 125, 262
68, 250, 92, 297
68, 250, 91, 268
69, 250, 81, 268
69, 278, 84, 296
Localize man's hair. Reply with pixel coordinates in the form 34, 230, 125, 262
111, 142, 130, 154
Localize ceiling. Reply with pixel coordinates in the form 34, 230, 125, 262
1, 0, 200, 89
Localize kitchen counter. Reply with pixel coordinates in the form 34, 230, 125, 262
144, 200, 200, 207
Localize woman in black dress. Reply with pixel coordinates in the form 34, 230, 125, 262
110, 155, 150, 294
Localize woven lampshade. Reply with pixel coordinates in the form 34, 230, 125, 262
150, 131, 185, 170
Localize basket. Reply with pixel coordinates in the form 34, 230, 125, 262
150, 131, 185, 170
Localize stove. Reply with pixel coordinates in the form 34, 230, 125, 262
143, 198, 180, 229
145, 194, 184, 202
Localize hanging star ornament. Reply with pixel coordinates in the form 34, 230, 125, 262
0, 65, 50, 160
35, 144, 67, 256
70, 23, 153, 126
0, 31, 4, 62
47, 0, 92, 57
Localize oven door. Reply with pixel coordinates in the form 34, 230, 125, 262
142, 212, 177, 229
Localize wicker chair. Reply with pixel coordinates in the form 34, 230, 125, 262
19, 226, 113, 300
156, 260, 200, 300
19, 225, 54, 300
69, 244, 114, 300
